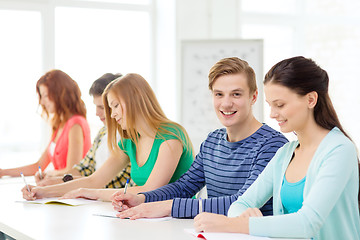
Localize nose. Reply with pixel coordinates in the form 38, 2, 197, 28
222, 96, 233, 108
40, 97, 45, 106
110, 110, 116, 119
269, 107, 278, 119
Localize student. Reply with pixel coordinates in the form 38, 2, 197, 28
22, 73, 193, 200
194, 56, 360, 240
36, 73, 133, 189
0, 70, 91, 178
111, 57, 288, 219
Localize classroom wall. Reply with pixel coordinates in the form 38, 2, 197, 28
175, 0, 242, 150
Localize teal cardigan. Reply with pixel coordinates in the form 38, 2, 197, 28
228, 127, 360, 240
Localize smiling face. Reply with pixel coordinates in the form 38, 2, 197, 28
107, 91, 127, 129
39, 84, 56, 114
212, 73, 257, 130
264, 82, 313, 133
93, 95, 106, 124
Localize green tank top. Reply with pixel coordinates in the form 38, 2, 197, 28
118, 124, 193, 186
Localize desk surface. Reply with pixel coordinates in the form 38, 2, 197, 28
0, 177, 306, 240
0, 177, 196, 240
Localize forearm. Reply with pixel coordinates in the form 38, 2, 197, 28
2, 163, 38, 177
39, 175, 103, 198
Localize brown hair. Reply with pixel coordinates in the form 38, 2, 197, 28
102, 73, 193, 155
36, 69, 86, 133
208, 57, 257, 93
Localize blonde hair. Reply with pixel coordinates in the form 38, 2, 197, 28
103, 73, 193, 155
208, 57, 257, 93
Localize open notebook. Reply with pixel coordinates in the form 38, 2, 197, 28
93, 211, 172, 222
17, 198, 98, 206
184, 228, 270, 240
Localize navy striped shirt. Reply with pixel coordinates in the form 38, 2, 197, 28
143, 124, 288, 218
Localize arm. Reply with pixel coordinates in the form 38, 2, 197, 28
48, 124, 84, 176
0, 148, 50, 177
36, 168, 82, 186
22, 150, 129, 200
126, 138, 184, 194
171, 135, 285, 218
113, 142, 207, 218
245, 143, 358, 238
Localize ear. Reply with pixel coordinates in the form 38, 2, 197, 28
250, 89, 258, 105
307, 91, 318, 109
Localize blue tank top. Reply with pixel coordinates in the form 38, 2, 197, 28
280, 175, 306, 214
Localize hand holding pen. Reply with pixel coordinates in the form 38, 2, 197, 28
35, 166, 45, 184
20, 173, 36, 200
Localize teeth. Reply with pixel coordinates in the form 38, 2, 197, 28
222, 111, 235, 115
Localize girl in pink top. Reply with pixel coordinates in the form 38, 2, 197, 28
0, 70, 91, 178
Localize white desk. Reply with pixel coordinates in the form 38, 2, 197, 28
0, 177, 307, 240
0, 178, 196, 240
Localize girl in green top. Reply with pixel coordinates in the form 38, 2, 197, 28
32, 73, 194, 201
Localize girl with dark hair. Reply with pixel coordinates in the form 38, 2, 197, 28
194, 56, 360, 240
0, 70, 91, 178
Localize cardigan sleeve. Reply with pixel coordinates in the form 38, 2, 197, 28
235, 140, 358, 238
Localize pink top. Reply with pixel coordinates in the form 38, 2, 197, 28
47, 115, 91, 170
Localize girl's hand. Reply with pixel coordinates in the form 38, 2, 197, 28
111, 191, 145, 211
194, 212, 250, 234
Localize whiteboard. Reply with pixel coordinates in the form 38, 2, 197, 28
180, 39, 264, 151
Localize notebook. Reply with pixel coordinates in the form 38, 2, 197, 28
184, 228, 270, 240
17, 197, 98, 206
93, 211, 173, 221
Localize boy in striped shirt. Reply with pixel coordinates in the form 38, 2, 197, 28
112, 57, 288, 218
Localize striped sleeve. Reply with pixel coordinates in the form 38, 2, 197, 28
171, 134, 288, 218
142, 142, 207, 202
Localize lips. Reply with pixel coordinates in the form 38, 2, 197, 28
221, 111, 237, 116
278, 120, 287, 126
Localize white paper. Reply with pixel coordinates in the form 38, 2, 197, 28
17, 197, 98, 206
184, 228, 270, 240
93, 211, 173, 221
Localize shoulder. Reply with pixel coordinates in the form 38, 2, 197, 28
66, 115, 89, 128
93, 126, 107, 141
202, 128, 226, 144
251, 124, 288, 146
318, 127, 357, 159
158, 123, 186, 140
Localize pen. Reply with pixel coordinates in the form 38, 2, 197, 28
20, 172, 30, 193
119, 178, 130, 211
38, 166, 43, 180
123, 178, 130, 194
198, 197, 203, 214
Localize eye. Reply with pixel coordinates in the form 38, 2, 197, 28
233, 92, 242, 97
214, 92, 222, 97
277, 104, 284, 108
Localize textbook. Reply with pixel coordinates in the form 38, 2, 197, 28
184, 228, 270, 240
17, 198, 98, 206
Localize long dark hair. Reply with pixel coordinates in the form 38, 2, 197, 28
264, 56, 360, 208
